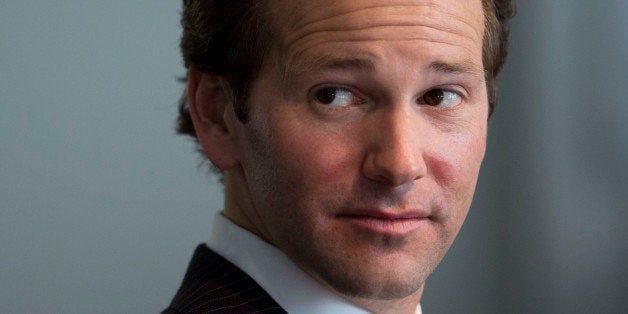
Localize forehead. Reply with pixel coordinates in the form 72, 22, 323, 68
265, 0, 485, 75
272, 0, 484, 34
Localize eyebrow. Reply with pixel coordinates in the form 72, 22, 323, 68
281, 54, 483, 84
281, 54, 376, 83
310, 55, 376, 72
429, 60, 484, 78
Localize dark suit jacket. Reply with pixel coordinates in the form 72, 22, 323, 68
163, 244, 287, 313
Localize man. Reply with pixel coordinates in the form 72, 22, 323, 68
164, 0, 515, 313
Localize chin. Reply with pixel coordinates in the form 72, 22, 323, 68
312, 252, 432, 301
328, 270, 425, 300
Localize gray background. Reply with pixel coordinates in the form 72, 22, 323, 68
1, 1, 626, 313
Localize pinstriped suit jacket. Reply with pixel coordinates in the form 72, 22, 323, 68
163, 244, 287, 313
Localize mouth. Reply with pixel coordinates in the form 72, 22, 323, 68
337, 210, 431, 236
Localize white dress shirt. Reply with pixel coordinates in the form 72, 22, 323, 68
207, 212, 422, 314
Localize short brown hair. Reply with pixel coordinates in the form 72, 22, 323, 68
176, 0, 516, 139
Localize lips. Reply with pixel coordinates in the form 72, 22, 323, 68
337, 209, 431, 236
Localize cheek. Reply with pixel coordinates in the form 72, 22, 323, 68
283, 139, 357, 197
312, 143, 357, 182
267, 119, 358, 186
428, 129, 486, 198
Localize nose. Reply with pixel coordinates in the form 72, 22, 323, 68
362, 107, 427, 187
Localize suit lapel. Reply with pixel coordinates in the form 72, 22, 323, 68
163, 244, 287, 313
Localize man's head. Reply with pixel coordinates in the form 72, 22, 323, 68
179, 0, 514, 311
177, 0, 514, 135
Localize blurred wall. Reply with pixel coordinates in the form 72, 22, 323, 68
1, 1, 626, 313
1, 1, 220, 313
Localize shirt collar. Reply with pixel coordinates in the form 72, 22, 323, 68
207, 212, 422, 314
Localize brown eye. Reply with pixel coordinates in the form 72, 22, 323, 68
315, 87, 337, 104
423, 89, 445, 106
313, 87, 356, 107
419, 89, 461, 108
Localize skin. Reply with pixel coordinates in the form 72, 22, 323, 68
189, 0, 487, 312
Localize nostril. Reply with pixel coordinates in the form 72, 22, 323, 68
362, 149, 426, 187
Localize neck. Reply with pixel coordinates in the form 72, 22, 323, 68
338, 283, 424, 314
221, 169, 274, 244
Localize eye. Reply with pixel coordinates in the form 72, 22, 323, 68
418, 89, 462, 108
314, 87, 359, 107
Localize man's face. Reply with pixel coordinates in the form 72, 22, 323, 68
224, 0, 487, 302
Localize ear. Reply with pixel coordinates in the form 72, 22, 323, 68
187, 68, 240, 170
